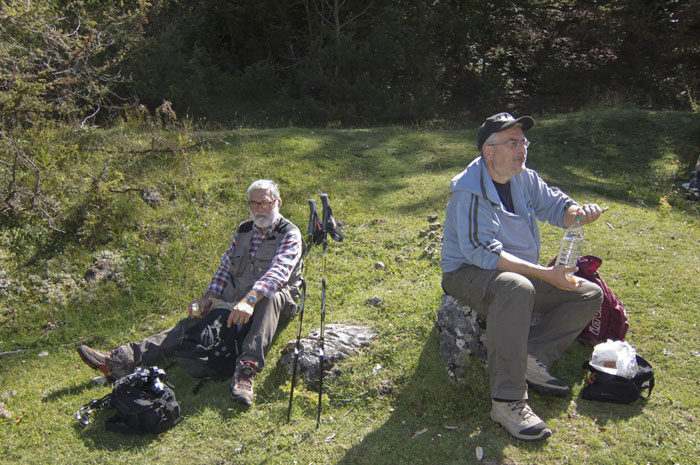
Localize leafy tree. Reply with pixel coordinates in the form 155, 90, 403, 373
0, 0, 153, 226
4, 0, 699, 127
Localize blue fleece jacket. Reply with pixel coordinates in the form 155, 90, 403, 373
441, 156, 577, 272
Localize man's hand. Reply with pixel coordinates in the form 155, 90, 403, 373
227, 299, 254, 327
577, 203, 603, 224
188, 297, 212, 318
547, 265, 583, 291
497, 251, 581, 291
565, 203, 602, 227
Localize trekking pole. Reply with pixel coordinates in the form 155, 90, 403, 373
315, 193, 343, 428
286, 278, 306, 422
286, 199, 320, 422
316, 194, 330, 428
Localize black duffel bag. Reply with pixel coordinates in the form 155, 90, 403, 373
580, 355, 654, 404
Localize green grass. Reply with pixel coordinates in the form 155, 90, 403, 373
1, 107, 699, 464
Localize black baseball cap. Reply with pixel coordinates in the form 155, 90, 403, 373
477, 112, 534, 151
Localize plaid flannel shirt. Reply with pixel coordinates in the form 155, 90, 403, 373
206, 216, 302, 299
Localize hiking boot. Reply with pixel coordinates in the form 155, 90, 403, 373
77, 345, 130, 380
230, 360, 257, 406
526, 355, 570, 397
491, 399, 552, 442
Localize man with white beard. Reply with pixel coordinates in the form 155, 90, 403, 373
77, 180, 304, 406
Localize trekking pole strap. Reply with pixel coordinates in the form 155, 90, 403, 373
307, 198, 322, 253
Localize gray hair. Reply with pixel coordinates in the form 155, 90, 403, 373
481, 132, 502, 154
246, 179, 280, 200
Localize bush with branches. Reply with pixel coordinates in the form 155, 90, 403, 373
0, 0, 153, 229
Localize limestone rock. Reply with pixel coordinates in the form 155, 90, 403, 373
84, 250, 126, 284
141, 188, 164, 206
435, 294, 488, 380
84, 258, 118, 283
278, 323, 377, 390
436, 294, 542, 380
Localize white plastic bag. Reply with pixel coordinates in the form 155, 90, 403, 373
590, 340, 639, 378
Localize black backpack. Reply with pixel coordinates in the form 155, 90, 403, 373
580, 355, 655, 404
77, 366, 180, 435
173, 307, 247, 380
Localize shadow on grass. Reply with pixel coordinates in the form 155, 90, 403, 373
43, 380, 99, 403
528, 109, 700, 206
252, 109, 699, 223
576, 397, 651, 426
330, 328, 571, 464
330, 328, 635, 465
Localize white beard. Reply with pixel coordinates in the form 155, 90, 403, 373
251, 206, 280, 230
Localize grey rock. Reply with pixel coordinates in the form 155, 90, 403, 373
84, 259, 117, 283
436, 294, 488, 380
365, 296, 384, 307
436, 294, 542, 380
142, 188, 164, 206
278, 323, 377, 391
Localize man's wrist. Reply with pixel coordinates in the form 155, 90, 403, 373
204, 290, 222, 300
245, 293, 257, 306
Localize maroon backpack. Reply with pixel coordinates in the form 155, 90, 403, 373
549, 255, 629, 346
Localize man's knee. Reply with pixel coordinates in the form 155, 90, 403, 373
578, 280, 603, 303
275, 291, 298, 324
251, 293, 289, 328
492, 272, 536, 303
443, 268, 535, 312
579, 280, 604, 316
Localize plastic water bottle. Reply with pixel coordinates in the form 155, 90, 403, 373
555, 216, 584, 281
190, 302, 201, 317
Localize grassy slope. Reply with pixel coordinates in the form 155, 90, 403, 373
1, 108, 699, 464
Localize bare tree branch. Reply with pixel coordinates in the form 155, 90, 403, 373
340, 1, 374, 30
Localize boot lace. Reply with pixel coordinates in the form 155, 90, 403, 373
509, 400, 537, 422
235, 366, 255, 391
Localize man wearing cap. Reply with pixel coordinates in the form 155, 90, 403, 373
440, 112, 604, 441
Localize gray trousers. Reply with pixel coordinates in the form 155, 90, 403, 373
442, 265, 603, 400
115, 291, 294, 375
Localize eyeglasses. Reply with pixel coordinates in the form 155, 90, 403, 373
248, 199, 276, 209
487, 139, 531, 149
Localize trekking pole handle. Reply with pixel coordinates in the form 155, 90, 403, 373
320, 194, 330, 234
307, 199, 317, 237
